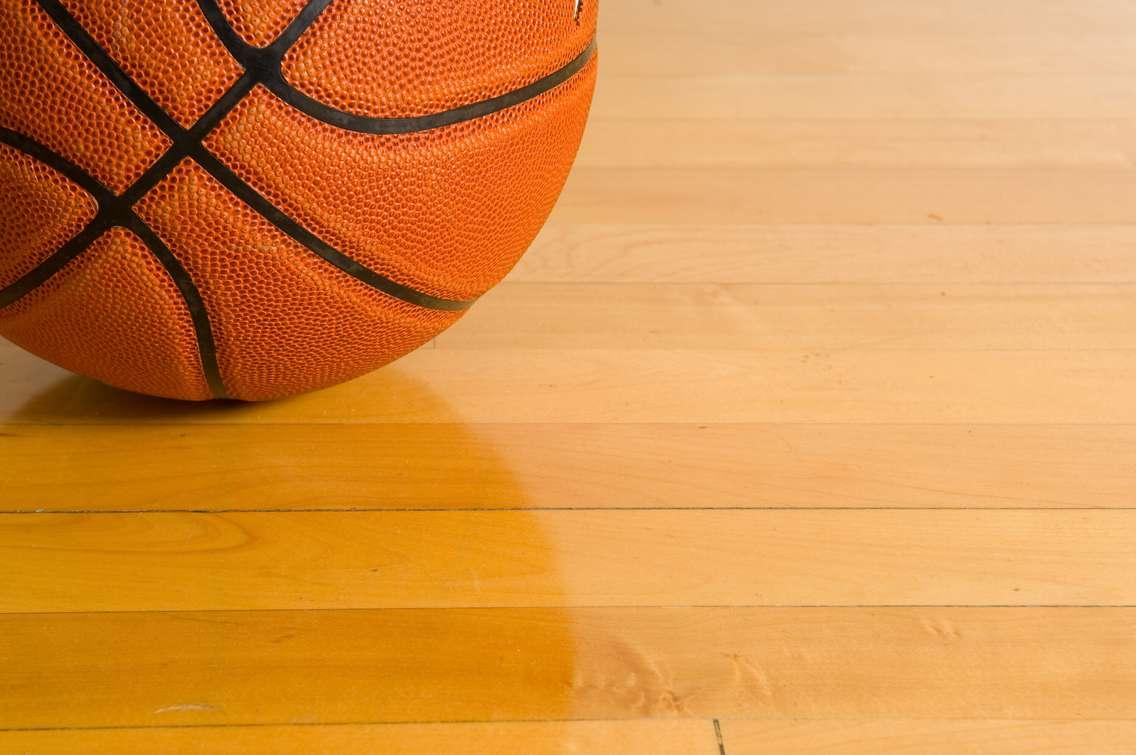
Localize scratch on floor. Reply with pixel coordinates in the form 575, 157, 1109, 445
725, 652, 775, 702
713, 718, 727, 754
153, 702, 219, 714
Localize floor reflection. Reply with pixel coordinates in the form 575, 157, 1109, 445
1, 368, 530, 510
0, 364, 581, 730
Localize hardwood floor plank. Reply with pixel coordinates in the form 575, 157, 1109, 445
593, 74, 1136, 120
722, 719, 1136, 754
578, 119, 1136, 168
4, 345, 1134, 425
516, 224, 1136, 284
0, 720, 718, 755
1, 608, 1133, 728
439, 283, 1136, 351
603, 0, 1136, 76
556, 167, 1136, 225
1, 510, 1134, 611
604, 0, 1136, 37
3, 423, 1131, 512
2, 0, 1133, 741
604, 34, 1136, 76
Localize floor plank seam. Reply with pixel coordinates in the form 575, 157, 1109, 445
0, 717, 726, 734
3, 506, 1135, 514
2, 605, 1135, 617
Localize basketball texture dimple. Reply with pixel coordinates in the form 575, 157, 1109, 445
280, 0, 599, 118
0, 0, 598, 401
0, 143, 97, 289
0, 0, 171, 194
61, 0, 243, 128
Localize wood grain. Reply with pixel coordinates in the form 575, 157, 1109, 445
441, 283, 1136, 351
4, 345, 1136, 425
557, 167, 1136, 225
578, 120, 1136, 168
722, 719, 1136, 754
603, 0, 1136, 36
603, 34, 1136, 76
1, 510, 1133, 612
3, 423, 1132, 511
592, 74, 1136, 120
515, 224, 1136, 284
2, 608, 1134, 729
0, 721, 718, 755
3, 0, 1135, 746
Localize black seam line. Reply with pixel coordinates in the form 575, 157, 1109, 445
191, 0, 473, 310
27, 0, 229, 397
190, 148, 471, 311
0, 129, 228, 398
267, 38, 597, 135
40, 0, 471, 313
199, 0, 597, 135
197, 0, 332, 61
35, 0, 183, 138
126, 217, 227, 399
0, 127, 113, 309
0, 216, 110, 310
193, 0, 470, 310
0, 127, 113, 202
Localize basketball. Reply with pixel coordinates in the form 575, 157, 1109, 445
0, 0, 598, 401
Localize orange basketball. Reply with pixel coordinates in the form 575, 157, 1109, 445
0, 0, 598, 401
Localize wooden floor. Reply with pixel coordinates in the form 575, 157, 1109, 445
3, 1, 1136, 752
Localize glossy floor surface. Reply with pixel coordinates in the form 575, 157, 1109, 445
3, 1, 1136, 752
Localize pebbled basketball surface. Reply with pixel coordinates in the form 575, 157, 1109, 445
0, 0, 598, 401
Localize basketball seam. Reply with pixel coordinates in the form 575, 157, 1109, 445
124, 217, 228, 399
0, 129, 226, 398
25, 0, 475, 315
4, 0, 596, 396
199, 0, 598, 135
0, 129, 112, 310
273, 39, 597, 135
0, 126, 113, 202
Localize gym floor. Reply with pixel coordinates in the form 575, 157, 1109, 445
3, 1, 1136, 752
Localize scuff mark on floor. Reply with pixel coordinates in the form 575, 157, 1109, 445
153, 702, 219, 714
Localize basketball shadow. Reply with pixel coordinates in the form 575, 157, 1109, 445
0, 364, 583, 732
4, 372, 230, 421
